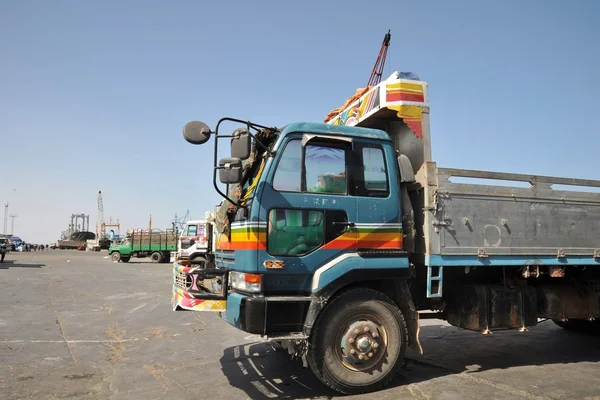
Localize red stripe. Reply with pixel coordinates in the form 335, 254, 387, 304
322, 240, 356, 250
220, 242, 266, 251
386, 92, 424, 102
323, 240, 403, 250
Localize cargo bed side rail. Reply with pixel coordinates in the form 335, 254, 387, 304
439, 167, 600, 193
421, 163, 600, 260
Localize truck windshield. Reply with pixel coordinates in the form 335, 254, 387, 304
182, 224, 206, 237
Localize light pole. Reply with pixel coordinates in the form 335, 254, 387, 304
9, 214, 17, 235
3, 203, 7, 235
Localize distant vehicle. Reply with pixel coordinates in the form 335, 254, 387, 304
109, 229, 177, 263
58, 232, 96, 250
169, 218, 215, 265
7, 236, 23, 250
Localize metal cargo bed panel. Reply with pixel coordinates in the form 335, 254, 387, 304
419, 163, 600, 262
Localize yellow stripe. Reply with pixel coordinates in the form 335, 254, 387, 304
388, 105, 423, 119
231, 232, 267, 242
386, 82, 424, 92
356, 232, 403, 241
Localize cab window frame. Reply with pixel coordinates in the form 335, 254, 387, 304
271, 136, 350, 196
353, 142, 390, 198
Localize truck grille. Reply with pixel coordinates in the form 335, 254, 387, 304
175, 272, 192, 290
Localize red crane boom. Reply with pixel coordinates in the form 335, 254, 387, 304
367, 30, 391, 87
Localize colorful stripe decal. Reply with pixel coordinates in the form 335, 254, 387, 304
172, 288, 226, 312
218, 224, 267, 250
217, 222, 403, 252
385, 82, 425, 103
388, 104, 424, 139
323, 226, 403, 250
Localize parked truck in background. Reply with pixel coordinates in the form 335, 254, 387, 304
170, 216, 215, 265
110, 229, 177, 263
172, 72, 600, 394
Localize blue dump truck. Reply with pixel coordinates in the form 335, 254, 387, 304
172, 73, 600, 394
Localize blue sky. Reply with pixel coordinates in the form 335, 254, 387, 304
1, 0, 599, 243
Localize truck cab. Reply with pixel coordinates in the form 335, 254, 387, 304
170, 219, 214, 264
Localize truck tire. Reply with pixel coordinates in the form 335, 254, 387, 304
121, 256, 130, 263
554, 319, 600, 335
307, 287, 407, 395
111, 252, 121, 262
190, 255, 206, 267
151, 252, 162, 263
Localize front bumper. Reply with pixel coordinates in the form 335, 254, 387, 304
171, 262, 227, 312
171, 263, 310, 335
221, 293, 311, 335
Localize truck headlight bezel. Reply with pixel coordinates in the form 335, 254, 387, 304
229, 271, 262, 294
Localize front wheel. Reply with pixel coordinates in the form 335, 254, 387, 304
308, 287, 407, 395
111, 252, 121, 262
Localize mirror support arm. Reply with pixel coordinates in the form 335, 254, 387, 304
211, 117, 278, 209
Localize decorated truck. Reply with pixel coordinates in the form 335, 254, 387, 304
172, 72, 600, 394
110, 229, 177, 263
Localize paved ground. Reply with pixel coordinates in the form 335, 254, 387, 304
1, 251, 599, 400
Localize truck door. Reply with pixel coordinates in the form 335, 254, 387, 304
258, 135, 357, 293
354, 142, 403, 252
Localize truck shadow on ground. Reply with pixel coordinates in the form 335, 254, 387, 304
0, 260, 45, 269
219, 323, 600, 399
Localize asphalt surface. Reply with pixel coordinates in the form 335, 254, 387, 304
1, 251, 600, 400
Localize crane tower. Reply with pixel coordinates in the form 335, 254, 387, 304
97, 190, 105, 239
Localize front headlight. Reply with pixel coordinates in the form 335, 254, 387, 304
230, 271, 262, 293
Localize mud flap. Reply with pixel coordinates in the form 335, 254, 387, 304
394, 279, 423, 354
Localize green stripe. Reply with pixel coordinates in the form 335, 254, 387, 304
230, 227, 267, 233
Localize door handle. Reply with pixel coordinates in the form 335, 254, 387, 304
333, 221, 356, 227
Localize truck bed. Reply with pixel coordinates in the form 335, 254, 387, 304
417, 163, 600, 266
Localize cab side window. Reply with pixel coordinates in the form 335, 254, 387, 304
305, 144, 347, 194
362, 146, 388, 193
353, 144, 389, 197
268, 209, 324, 256
273, 139, 348, 195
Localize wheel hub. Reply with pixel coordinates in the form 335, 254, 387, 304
339, 319, 385, 370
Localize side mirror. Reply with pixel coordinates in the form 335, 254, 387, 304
398, 154, 416, 183
218, 157, 243, 184
231, 128, 251, 160
183, 121, 212, 145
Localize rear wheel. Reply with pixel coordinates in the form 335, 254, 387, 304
308, 287, 407, 395
111, 252, 121, 262
554, 319, 600, 335
151, 252, 162, 263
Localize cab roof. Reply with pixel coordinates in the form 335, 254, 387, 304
280, 122, 391, 141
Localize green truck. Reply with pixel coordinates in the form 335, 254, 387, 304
109, 229, 177, 263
